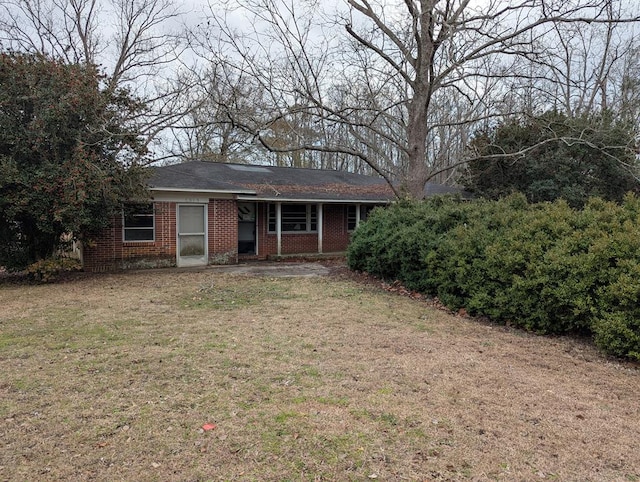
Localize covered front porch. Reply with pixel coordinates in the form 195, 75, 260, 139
236, 200, 380, 260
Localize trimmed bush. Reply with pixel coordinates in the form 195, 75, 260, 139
26, 257, 82, 282
593, 313, 640, 361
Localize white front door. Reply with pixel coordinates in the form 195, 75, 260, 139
177, 204, 207, 267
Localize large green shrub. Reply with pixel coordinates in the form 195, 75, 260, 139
347, 194, 640, 360
348, 197, 474, 292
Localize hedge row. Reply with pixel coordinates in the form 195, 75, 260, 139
347, 194, 640, 360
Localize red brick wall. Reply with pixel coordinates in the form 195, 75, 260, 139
84, 200, 359, 270
323, 204, 351, 253
83, 202, 176, 271
208, 199, 238, 264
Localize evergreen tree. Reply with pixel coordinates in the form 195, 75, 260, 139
0, 52, 148, 270
463, 111, 639, 207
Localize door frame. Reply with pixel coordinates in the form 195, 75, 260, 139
237, 201, 258, 256
176, 203, 208, 267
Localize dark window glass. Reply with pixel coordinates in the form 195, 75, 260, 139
347, 205, 357, 231
268, 204, 317, 233
282, 204, 307, 231
123, 203, 154, 242
268, 204, 276, 232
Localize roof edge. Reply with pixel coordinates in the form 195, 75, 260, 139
149, 187, 256, 195
236, 195, 392, 204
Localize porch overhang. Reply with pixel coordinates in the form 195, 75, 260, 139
235, 195, 391, 204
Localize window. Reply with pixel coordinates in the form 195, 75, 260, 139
347, 205, 377, 231
268, 204, 317, 233
361, 205, 376, 221
347, 206, 357, 231
123, 203, 155, 241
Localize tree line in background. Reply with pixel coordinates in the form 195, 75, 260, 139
464, 110, 639, 208
2, 0, 640, 270
1, 0, 640, 193
180, 0, 640, 199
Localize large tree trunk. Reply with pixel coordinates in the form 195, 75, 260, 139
404, 1, 436, 199
406, 98, 430, 198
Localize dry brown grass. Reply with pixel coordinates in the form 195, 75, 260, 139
0, 267, 639, 481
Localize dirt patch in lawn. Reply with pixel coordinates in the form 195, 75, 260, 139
0, 267, 638, 481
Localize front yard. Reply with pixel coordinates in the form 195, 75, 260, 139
0, 267, 638, 481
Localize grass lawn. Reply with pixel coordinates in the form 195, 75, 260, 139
0, 267, 639, 481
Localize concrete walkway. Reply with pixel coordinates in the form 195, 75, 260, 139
206, 262, 331, 278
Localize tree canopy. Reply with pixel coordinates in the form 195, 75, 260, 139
182, 0, 640, 198
0, 52, 148, 270
462, 111, 640, 207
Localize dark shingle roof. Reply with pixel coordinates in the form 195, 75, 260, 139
149, 162, 253, 193
149, 161, 395, 201
424, 182, 473, 199
149, 161, 471, 201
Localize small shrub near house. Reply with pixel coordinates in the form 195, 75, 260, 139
26, 256, 82, 282
347, 194, 640, 361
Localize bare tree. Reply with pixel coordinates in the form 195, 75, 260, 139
613, 45, 640, 127
0, 0, 192, 159
167, 62, 265, 163
502, 1, 640, 118
189, 0, 640, 198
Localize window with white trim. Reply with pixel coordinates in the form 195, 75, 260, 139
268, 204, 317, 233
123, 203, 155, 241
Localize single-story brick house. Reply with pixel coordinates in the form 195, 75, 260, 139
82, 161, 466, 271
